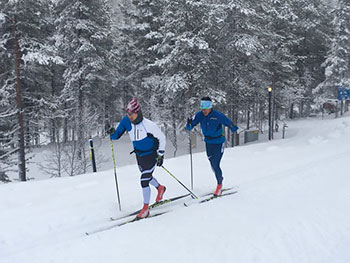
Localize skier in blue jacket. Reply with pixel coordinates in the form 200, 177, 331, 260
108, 97, 166, 219
186, 97, 238, 196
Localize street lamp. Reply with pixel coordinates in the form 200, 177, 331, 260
268, 86, 272, 140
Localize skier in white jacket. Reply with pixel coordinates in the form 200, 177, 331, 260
108, 97, 166, 219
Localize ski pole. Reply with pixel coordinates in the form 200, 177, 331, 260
238, 127, 248, 135
110, 139, 121, 211
161, 165, 199, 200
188, 130, 194, 190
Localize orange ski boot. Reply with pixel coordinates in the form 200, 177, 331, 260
156, 185, 166, 202
213, 184, 223, 197
136, 204, 149, 219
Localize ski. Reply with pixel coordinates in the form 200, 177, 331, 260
199, 187, 236, 198
86, 211, 169, 236
199, 190, 238, 203
86, 187, 238, 235
110, 193, 190, 221
183, 187, 237, 206
184, 189, 238, 206
116, 211, 169, 227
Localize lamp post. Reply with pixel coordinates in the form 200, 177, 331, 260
268, 86, 272, 140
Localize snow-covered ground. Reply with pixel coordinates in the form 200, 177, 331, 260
1, 115, 350, 263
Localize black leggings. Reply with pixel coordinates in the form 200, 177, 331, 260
136, 151, 157, 188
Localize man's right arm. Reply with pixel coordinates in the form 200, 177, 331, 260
110, 116, 128, 140
186, 112, 201, 131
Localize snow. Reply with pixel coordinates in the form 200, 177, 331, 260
0, 13, 5, 24
1, 115, 350, 263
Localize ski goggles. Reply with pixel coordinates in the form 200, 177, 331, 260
200, 100, 212, 110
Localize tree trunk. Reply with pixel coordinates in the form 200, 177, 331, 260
299, 101, 304, 118
258, 102, 264, 133
26, 120, 30, 146
290, 102, 294, 119
50, 65, 56, 143
171, 111, 177, 157
51, 119, 56, 144
63, 102, 68, 143
13, 15, 26, 181
246, 110, 250, 130
77, 87, 84, 160
34, 120, 40, 146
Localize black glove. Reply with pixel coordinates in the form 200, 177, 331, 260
187, 118, 192, 126
156, 155, 164, 166
107, 127, 115, 135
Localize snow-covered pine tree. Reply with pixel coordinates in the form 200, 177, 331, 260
211, 0, 270, 126
316, 0, 350, 105
114, 0, 138, 113
54, 0, 115, 175
287, 0, 331, 117
117, 0, 165, 121
257, 0, 300, 121
0, 7, 14, 182
0, 0, 54, 181
152, 0, 218, 153
43, 1, 66, 144
102, 5, 124, 129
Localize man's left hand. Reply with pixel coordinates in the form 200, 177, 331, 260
156, 155, 164, 166
231, 125, 238, 133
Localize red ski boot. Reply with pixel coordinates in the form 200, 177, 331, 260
156, 185, 166, 202
213, 184, 223, 196
136, 204, 149, 219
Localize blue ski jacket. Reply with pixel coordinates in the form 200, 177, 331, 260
186, 109, 238, 144
110, 116, 166, 156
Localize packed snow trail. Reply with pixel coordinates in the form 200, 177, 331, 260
1, 116, 350, 263
86, 188, 238, 235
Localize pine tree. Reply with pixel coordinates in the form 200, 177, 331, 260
288, 0, 331, 117
212, 1, 272, 125
317, 0, 350, 101
117, 0, 165, 118
0, 0, 53, 181
54, 0, 115, 175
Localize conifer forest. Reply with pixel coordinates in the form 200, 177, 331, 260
1, 0, 349, 181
